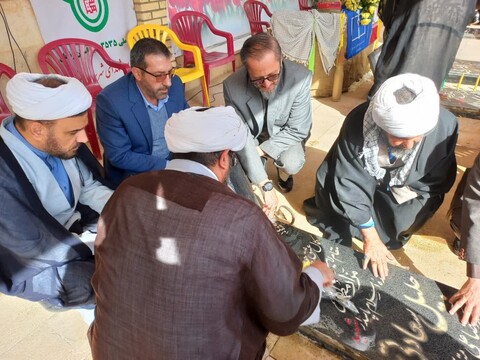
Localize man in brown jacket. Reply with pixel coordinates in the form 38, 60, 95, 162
89, 106, 334, 359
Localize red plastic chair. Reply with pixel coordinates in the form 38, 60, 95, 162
0, 63, 16, 123
37, 38, 131, 159
298, 0, 312, 10
170, 10, 236, 88
243, 0, 273, 36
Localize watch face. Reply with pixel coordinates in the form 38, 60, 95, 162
263, 182, 273, 191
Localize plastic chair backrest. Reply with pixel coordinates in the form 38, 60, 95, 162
127, 24, 210, 106
127, 24, 203, 63
243, 0, 273, 36
38, 38, 130, 99
0, 63, 16, 122
170, 10, 234, 57
170, 11, 209, 55
170, 10, 236, 87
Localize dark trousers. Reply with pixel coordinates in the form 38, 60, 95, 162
304, 187, 444, 249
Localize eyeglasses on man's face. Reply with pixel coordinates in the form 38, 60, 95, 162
135, 66, 176, 82
249, 72, 281, 87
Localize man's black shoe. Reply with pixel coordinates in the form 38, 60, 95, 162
278, 175, 293, 192
276, 168, 293, 193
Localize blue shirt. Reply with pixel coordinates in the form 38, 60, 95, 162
6, 120, 74, 206
136, 84, 170, 159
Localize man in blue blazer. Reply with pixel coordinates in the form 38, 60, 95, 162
96, 38, 189, 188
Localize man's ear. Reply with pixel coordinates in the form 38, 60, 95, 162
218, 149, 230, 170
132, 67, 142, 82
29, 121, 46, 140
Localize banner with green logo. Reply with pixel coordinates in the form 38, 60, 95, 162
30, 0, 136, 85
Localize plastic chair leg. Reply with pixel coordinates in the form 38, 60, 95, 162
204, 66, 211, 89
201, 76, 211, 107
86, 108, 102, 159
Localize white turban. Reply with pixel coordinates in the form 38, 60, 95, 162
372, 73, 439, 138
6, 72, 92, 120
165, 106, 248, 153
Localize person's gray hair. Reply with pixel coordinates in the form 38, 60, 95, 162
240, 33, 282, 67
130, 38, 171, 69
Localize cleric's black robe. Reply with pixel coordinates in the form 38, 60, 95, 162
0, 138, 110, 308
304, 102, 458, 249
370, 0, 476, 96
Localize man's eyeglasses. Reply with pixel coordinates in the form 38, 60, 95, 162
250, 72, 281, 87
135, 67, 176, 82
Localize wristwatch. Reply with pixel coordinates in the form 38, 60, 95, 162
261, 181, 274, 192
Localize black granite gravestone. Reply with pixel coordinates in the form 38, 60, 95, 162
275, 222, 480, 360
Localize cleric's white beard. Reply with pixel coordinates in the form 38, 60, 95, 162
260, 86, 277, 100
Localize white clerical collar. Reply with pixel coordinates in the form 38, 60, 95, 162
165, 159, 218, 181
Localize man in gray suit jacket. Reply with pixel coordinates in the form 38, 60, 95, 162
223, 33, 312, 216
449, 153, 480, 326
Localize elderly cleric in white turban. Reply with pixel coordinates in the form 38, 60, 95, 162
165, 106, 248, 153
6, 73, 92, 121
371, 73, 439, 138
362, 73, 441, 186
